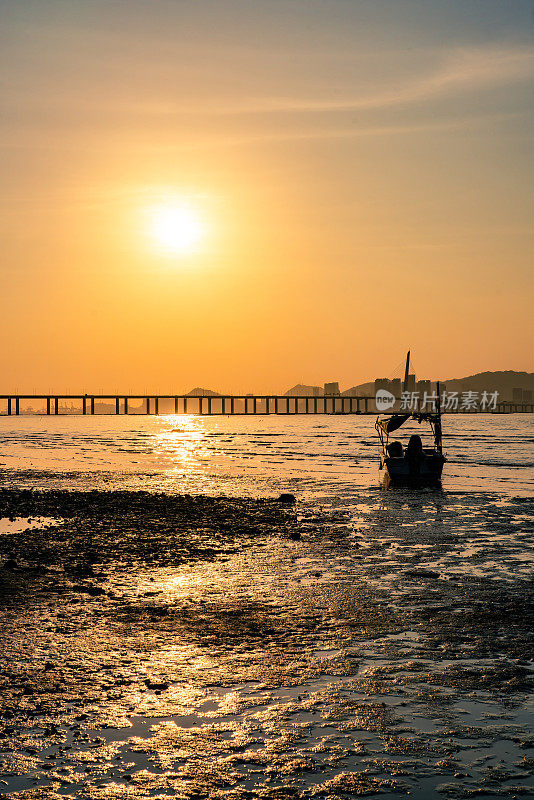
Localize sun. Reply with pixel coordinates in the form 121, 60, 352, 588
148, 203, 205, 254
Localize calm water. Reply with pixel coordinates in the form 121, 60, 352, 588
1, 414, 533, 799
0, 413, 532, 498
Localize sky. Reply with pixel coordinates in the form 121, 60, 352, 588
1, 0, 533, 393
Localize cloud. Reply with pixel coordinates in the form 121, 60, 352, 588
178, 45, 534, 116
171, 111, 521, 150
3, 44, 532, 125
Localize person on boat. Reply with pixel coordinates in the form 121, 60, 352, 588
406, 434, 424, 473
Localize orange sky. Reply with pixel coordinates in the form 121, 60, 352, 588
1, 1, 533, 393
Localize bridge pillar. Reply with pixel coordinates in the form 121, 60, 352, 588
124, 397, 128, 414
174, 396, 178, 414
90, 397, 95, 415
116, 397, 120, 415
55, 397, 59, 415
47, 397, 51, 415
7, 398, 11, 415
83, 397, 87, 415
155, 397, 159, 415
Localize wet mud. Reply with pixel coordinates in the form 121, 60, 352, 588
0, 488, 533, 799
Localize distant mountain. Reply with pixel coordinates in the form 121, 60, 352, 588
440, 371, 534, 400
283, 371, 533, 401
284, 384, 323, 396
186, 387, 221, 396
341, 382, 375, 397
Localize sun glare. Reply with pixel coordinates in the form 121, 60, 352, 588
148, 203, 205, 255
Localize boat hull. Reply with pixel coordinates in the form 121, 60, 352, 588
380, 453, 444, 486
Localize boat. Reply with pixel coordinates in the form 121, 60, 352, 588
375, 351, 446, 485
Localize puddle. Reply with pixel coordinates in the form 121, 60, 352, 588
0, 516, 63, 535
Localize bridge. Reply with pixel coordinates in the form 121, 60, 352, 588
0, 394, 370, 416
494, 401, 534, 413
0, 394, 532, 415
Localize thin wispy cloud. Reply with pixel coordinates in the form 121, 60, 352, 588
163, 111, 523, 151
172, 45, 534, 116
3, 44, 532, 126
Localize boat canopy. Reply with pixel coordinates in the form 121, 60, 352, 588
376, 414, 411, 434
376, 412, 442, 450
377, 412, 440, 434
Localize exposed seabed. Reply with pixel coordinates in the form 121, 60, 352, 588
0, 488, 533, 799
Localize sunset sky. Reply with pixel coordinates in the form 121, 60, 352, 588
2, 0, 533, 393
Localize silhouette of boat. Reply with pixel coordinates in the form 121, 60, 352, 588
375, 352, 445, 486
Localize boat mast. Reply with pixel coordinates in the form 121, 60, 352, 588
435, 380, 443, 452
403, 350, 410, 391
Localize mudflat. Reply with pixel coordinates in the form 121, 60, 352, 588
0, 488, 533, 799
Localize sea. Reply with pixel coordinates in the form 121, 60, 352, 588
0, 412, 531, 498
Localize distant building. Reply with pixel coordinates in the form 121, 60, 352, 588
390, 378, 402, 397
416, 380, 431, 396
374, 378, 390, 393
512, 388, 532, 403
374, 377, 402, 398
404, 373, 416, 393
324, 382, 340, 396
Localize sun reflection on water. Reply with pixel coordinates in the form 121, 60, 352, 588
154, 415, 210, 474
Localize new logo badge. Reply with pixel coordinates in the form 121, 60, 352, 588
375, 389, 395, 411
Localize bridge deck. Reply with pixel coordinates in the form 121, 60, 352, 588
0, 395, 531, 415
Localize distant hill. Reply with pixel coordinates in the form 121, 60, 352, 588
342, 382, 375, 397
186, 387, 221, 396
283, 371, 533, 401
284, 384, 323, 396
440, 371, 534, 400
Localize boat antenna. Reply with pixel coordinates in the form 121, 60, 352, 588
403, 350, 410, 391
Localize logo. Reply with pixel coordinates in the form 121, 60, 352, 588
375, 389, 396, 411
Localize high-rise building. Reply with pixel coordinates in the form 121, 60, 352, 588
324, 382, 340, 396
404, 373, 416, 392
374, 378, 391, 393
416, 380, 431, 395
374, 378, 402, 397
390, 379, 402, 397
